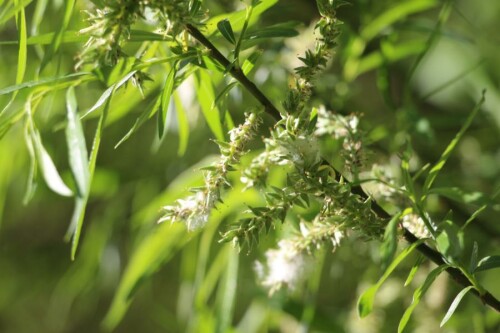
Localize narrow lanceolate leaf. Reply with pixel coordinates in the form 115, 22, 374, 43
173, 92, 189, 156
404, 255, 424, 286
83, 70, 137, 118
70, 98, 110, 260
102, 223, 188, 331
0, 0, 33, 26
428, 187, 488, 206
65, 87, 89, 196
217, 19, 236, 44
31, 129, 73, 197
358, 239, 425, 317
361, 0, 438, 41
473, 256, 500, 273
380, 211, 403, 270
1, 3, 27, 117
216, 245, 239, 333
0, 72, 92, 96
157, 67, 176, 139
468, 241, 479, 273
39, 0, 75, 72
195, 70, 225, 141
398, 265, 450, 333
422, 91, 485, 196
15, 4, 27, 85
440, 286, 474, 327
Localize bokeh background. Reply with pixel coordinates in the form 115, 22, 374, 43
0, 0, 499, 332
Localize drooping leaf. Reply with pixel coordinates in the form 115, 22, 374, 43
358, 239, 425, 317
29, 126, 73, 197
398, 264, 449, 333
157, 66, 176, 139
440, 286, 474, 327
65, 87, 89, 196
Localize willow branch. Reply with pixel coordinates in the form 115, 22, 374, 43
184, 23, 500, 312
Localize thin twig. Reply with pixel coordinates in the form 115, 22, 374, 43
184, 23, 500, 312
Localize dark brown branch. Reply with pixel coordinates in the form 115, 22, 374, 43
185, 24, 282, 121
184, 23, 500, 312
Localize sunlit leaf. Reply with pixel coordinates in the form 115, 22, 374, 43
422, 91, 485, 196
473, 256, 500, 273
398, 265, 449, 333
380, 211, 403, 270
65, 87, 89, 196
157, 67, 176, 139
358, 239, 425, 317
217, 19, 236, 44
195, 70, 225, 141
440, 286, 474, 327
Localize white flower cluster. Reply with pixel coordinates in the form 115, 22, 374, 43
158, 191, 211, 231
315, 106, 359, 139
254, 240, 311, 295
159, 112, 261, 230
402, 213, 432, 239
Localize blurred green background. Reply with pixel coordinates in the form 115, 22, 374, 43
0, 0, 499, 332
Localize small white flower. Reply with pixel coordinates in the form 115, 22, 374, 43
255, 240, 311, 295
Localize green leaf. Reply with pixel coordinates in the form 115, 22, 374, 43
440, 286, 474, 327
398, 264, 449, 333
69, 97, 110, 260
361, 0, 438, 41
241, 50, 262, 75
29, 126, 73, 197
241, 22, 300, 50
422, 91, 485, 196
83, 71, 137, 118
205, 0, 278, 35
102, 223, 188, 331
358, 239, 425, 317
216, 245, 239, 333
0, 72, 92, 96
39, 0, 75, 72
211, 81, 238, 112
173, 92, 190, 156
404, 255, 424, 286
469, 241, 478, 273
380, 211, 403, 270
195, 70, 225, 141
157, 67, 176, 139
65, 87, 89, 196
436, 220, 463, 263
0, 0, 33, 26
473, 256, 500, 273
428, 187, 488, 206
217, 19, 236, 44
